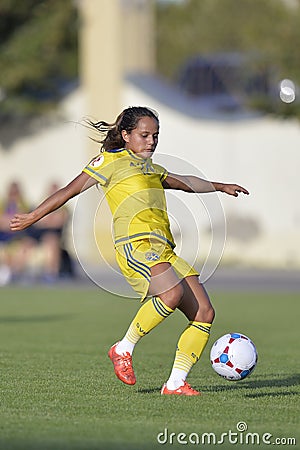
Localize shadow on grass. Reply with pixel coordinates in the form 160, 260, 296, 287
203, 374, 300, 394
245, 390, 299, 398
137, 374, 300, 396
137, 387, 161, 394
0, 314, 75, 324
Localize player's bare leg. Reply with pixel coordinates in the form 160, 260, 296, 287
179, 276, 215, 323
149, 262, 184, 309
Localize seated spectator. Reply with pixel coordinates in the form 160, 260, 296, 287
28, 182, 74, 282
0, 181, 74, 286
0, 181, 28, 238
0, 181, 34, 284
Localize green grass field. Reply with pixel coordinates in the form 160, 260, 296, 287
0, 286, 299, 450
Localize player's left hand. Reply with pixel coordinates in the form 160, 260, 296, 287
221, 184, 249, 197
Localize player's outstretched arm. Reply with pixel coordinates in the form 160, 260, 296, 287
163, 173, 249, 197
10, 172, 97, 232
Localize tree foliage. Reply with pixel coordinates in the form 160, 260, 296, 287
0, 0, 299, 122
156, 0, 300, 118
156, 0, 300, 82
0, 0, 78, 119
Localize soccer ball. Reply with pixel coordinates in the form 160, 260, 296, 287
210, 333, 258, 381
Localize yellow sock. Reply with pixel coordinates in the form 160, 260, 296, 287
116, 297, 174, 355
167, 321, 211, 389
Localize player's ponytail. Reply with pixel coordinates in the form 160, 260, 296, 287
85, 106, 159, 151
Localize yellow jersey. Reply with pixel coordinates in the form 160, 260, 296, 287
83, 148, 175, 249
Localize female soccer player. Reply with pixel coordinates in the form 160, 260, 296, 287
10, 106, 249, 396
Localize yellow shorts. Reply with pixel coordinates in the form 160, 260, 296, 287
115, 239, 199, 301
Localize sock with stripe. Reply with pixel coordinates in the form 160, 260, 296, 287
116, 296, 174, 355
166, 321, 211, 390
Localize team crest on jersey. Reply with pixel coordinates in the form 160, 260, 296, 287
91, 155, 104, 168
145, 251, 160, 261
130, 160, 154, 175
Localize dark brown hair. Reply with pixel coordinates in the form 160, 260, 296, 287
85, 106, 159, 151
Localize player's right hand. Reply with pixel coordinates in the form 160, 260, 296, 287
10, 213, 34, 231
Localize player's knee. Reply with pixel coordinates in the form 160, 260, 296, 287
161, 283, 184, 310
205, 305, 215, 324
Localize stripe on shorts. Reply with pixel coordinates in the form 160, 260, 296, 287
124, 243, 151, 282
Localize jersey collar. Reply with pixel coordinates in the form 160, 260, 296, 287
126, 148, 152, 163
106, 147, 152, 163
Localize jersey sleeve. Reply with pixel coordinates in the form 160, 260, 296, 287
152, 163, 169, 182
82, 153, 113, 186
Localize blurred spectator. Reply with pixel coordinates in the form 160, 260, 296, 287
0, 181, 75, 286
28, 182, 74, 282
0, 181, 34, 285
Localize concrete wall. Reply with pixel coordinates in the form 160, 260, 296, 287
0, 90, 86, 203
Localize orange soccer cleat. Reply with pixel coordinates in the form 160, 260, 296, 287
161, 381, 201, 396
108, 342, 136, 385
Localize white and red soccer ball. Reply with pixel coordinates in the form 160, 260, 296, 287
210, 333, 258, 381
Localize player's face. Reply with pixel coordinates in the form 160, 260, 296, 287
122, 116, 159, 159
